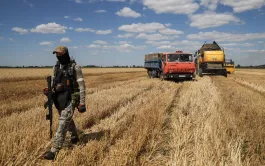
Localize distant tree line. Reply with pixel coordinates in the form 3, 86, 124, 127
236, 64, 265, 69
0, 65, 144, 68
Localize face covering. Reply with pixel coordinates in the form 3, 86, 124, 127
56, 52, 70, 65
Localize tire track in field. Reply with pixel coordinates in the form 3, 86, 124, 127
28, 79, 160, 165
97, 81, 183, 166
0, 79, 153, 166
85, 77, 146, 95
0, 72, 145, 103
228, 77, 265, 97
211, 76, 265, 165
167, 76, 232, 165
34, 80, 181, 166
83, 83, 154, 129
0, 74, 147, 119
0, 71, 145, 83
139, 82, 186, 165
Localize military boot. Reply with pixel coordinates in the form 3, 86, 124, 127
70, 137, 80, 145
43, 151, 56, 160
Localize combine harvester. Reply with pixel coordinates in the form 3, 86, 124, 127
194, 41, 227, 77
224, 59, 235, 74
144, 50, 196, 81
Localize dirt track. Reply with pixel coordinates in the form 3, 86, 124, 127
1, 69, 265, 165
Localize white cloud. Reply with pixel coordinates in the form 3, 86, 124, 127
118, 22, 165, 33
200, 0, 218, 11
189, 12, 242, 29
96, 29, 112, 35
64, 16, 70, 19
88, 44, 101, 48
107, 0, 125, 1
143, 0, 199, 15
95, 10, 107, 13
157, 45, 173, 49
60, 37, 71, 42
117, 33, 136, 38
30, 22, 67, 34
116, 43, 146, 52
153, 40, 204, 52
75, 28, 95, 32
87, 42, 146, 53
93, 40, 108, 45
9, 38, 14, 42
187, 31, 265, 42
68, 27, 74, 30
244, 49, 265, 53
146, 40, 171, 46
69, 46, 82, 49
75, 0, 83, 3
12, 27, 29, 34
220, 42, 254, 47
118, 41, 131, 44
115, 7, 141, 18
23, 0, 33, 7
159, 28, 184, 35
0, 37, 4, 40
220, 0, 265, 13
75, 0, 125, 3
75, 28, 112, 35
165, 23, 172, 27
199, 0, 265, 13
136, 33, 169, 41
40, 41, 53, 46
74, 17, 83, 22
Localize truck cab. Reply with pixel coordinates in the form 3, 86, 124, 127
160, 51, 196, 80
144, 51, 196, 80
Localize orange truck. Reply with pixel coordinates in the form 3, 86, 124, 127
144, 51, 196, 80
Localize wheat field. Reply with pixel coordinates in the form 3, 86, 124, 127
1, 68, 265, 166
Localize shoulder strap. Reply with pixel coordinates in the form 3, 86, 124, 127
54, 61, 60, 77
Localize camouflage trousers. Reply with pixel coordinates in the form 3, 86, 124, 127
51, 102, 78, 153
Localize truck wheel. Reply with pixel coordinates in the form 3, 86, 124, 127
157, 71, 161, 78
199, 68, 203, 77
160, 73, 165, 81
147, 71, 151, 78
223, 70, 227, 77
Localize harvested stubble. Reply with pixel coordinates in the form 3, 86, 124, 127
1, 68, 265, 166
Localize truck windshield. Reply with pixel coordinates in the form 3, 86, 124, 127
168, 54, 192, 62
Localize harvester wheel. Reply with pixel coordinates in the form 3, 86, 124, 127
199, 68, 203, 77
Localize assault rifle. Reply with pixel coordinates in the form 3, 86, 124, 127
44, 76, 53, 139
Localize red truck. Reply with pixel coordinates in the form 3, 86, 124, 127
144, 51, 196, 80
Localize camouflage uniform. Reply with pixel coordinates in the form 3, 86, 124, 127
50, 46, 86, 153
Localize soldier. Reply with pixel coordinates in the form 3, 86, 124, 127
43, 45, 86, 160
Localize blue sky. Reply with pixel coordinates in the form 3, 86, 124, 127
0, 0, 265, 66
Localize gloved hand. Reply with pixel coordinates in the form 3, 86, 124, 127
78, 104, 86, 113
43, 88, 49, 96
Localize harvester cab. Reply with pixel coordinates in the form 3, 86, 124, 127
195, 41, 227, 77
224, 59, 235, 74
